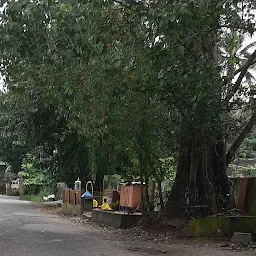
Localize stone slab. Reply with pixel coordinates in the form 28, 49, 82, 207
231, 232, 253, 243
185, 216, 256, 237
91, 209, 142, 229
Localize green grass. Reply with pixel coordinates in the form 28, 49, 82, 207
20, 191, 50, 202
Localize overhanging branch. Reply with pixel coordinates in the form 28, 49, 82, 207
234, 59, 256, 76
170, 90, 198, 132
225, 49, 256, 104
226, 111, 256, 167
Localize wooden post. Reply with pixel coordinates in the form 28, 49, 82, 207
238, 178, 249, 213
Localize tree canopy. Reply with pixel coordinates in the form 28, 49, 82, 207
0, 0, 256, 214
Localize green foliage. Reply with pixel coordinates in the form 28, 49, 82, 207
21, 153, 37, 174
19, 154, 44, 195
228, 164, 256, 177
159, 157, 176, 181
0, 0, 255, 212
20, 190, 50, 202
240, 128, 256, 158
0, 94, 28, 173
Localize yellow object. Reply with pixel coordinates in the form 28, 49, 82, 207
101, 202, 111, 211
93, 199, 98, 208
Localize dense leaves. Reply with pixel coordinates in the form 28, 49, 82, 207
0, 0, 255, 214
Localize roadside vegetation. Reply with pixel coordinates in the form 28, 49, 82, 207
0, 0, 255, 215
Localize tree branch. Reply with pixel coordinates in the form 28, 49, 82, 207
169, 90, 199, 132
234, 59, 256, 76
225, 49, 256, 104
226, 111, 256, 167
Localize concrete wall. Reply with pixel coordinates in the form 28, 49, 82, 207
10, 179, 19, 189
91, 209, 142, 229
56, 182, 67, 200
185, 216, 256, 237
62, 203, 82, 216
231, 177, 256, 215
5, 179, 20, 196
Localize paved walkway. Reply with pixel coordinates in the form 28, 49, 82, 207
0, 195, 140, 256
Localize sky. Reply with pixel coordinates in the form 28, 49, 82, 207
242, 33, 256, 49
241, 33, 256, 78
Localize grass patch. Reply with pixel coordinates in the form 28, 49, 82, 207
20, 194, 42, 202
20, 191, 50, 202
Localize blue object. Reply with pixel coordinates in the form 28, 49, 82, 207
81, 191, 93, 198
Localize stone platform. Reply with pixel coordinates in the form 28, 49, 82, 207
91, 209, 142, 229
185, 216, 256, 237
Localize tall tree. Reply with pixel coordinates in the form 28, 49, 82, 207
0, 0, 255, 216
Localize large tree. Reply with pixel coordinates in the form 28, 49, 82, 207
0, 0, 256, 215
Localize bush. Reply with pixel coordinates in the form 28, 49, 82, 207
228, 164, 256, 177
19, 154, 57, 200
19, 153, 44, 195
11, 190, 20, 196
20, 190, 51, 202
20, 194, 41, 202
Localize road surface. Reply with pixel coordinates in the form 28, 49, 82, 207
0, 195, 140, 256
1, 195, 255, 256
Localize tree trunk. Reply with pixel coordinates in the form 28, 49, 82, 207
157, 179, 164, 209
144, 169, 151, 211
164, 133, 232, 218
164, 136, 191, 216
157, 164, 164, 209
136, 122, 145, 212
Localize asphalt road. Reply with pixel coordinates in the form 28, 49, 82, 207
0, 195, 140, 256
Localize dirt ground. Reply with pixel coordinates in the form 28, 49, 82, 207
104, 226, 255, 256
40, 206, 255, 256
